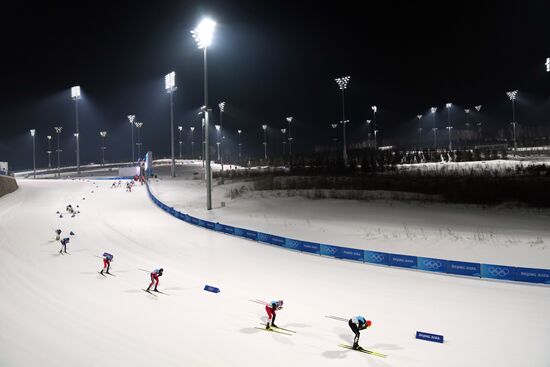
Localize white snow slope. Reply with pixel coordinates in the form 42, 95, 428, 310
1, 179, 550, 367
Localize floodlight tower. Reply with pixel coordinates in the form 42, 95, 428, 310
335, 76, 350, 163
30, 129, 36, 178
134, 122, 143, 159
475, 105, 482, 139
54, 127, 63, 177
237, 129, 242, 158
431, 107, 438, 149
262, 124, 268, 160
506, 90, 518, 155
366, 119, 372, 148
371, 105, 378, 149
215, 124, 221, 161
99, 131, 107, 166
71, 86, 81, 174
190, 126, 195, 157
46, 135, 52, 169
178, 126, 183, 158
127, 114, 135, 163
280, 128, 287, 155
546, 57, 550, 72
192, 17, 216, 210
331, 123, 338, 153
417, 115, 423, 150
286, 117, 293, 154
165, 71, 177, 177
464, 109, 470, 129
218, 101, 226, 171
446, 103, 453, 150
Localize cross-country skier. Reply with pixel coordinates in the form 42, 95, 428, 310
66, 204, 74, 214
100, 252, 113, 275
265, 300, 284, 329
55, 229, 62, 241
348, 316, 372, 350
60, 237, 70, 254
146, 268, 163, 292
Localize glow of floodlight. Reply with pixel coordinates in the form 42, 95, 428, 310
281, 128, 286, 133
546, 58, 550, 72
47, 135, 52, 140
134, 122, 143, 128
431, 107, 437, 113
371, 105, 377, 112
74, 133, 79, 137
238, 129, 242, 134
30, 129, 35, 136
100, 131, 107, 137
366, 119, 371, 124
71, 86, 81, 100
262, 124, 267, 130
165, 71, 176, 92
286, 116, 293, 123
506, 90, 518, 100
335, 76, 350, 90
215, 125, 221, 131
54, 127, 63, 133
128, 115, 135, 123
417, 115, 422, 119
178, 126, 183, 131
465, 109, 470, 113
191, 18, 216, 49
219, 101, 226, 112
190, 127, 195, 132
331, 124, 338, 129
475, 105, 482, 111
446, 103, 452, 108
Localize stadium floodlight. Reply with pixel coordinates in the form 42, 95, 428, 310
165, 71, 177, 177
218, 101, 226, 171
416, 115, 423, 150
371, 105, 378, 148
192, 17, 217, 210
262, 124, 268, 160
464, 109, 471, 129
546, 58, 550, 72
280, 128, 287, 155
134, 122, 143, 159
445, 103, 453, 150
128, 114, 136, 163
71, 85, 81, 175
335, 76, 351, 163
190, 126, 196, 157
237, 129, 242, 158
46, 135, 52, 169
475, 105, 482, 111
431, 107, 438, 149
99, 131, 107, 166
215, 124, 221, 161
177, 126, 183, 158
286, 117, 294, 154
54, 127, 63, 177
507, 90, 519, 155
30, 129, 36, 178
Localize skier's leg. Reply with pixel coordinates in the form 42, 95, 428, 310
271, 312, 277, 327
349, 320, 360, 349
265, 306, 273, 328
154, 276, 159, 291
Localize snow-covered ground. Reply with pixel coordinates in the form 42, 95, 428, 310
1, 177, 550, 367
149, 163, 550, 268
395, 158, 550, 175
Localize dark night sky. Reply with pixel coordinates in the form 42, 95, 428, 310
1, 0, 550, 170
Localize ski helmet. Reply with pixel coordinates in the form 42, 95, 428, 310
366, 320, 372, 327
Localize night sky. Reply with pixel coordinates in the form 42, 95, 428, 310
1, 0, 550, 170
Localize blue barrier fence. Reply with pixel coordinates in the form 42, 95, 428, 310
145, 182, 550, 285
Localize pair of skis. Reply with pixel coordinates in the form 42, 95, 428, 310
142, 289, 169, 296
338, 344, 387, 358
255, 323, 296, 336
98, 272, 115, 277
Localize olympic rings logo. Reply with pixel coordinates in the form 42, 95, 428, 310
488, 266, 510, 278
370, 253, 385, 263
423, 259, 443, 270
323, 246, 338, 255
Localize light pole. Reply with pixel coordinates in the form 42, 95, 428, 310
100, 131, 107, 166
46, 135, 52, 169
71, 86, 81, 174
335, 76, 350, 163
446, 103, 453, 150
464, 109, 470, 129
417, 114, 423, 150
475, 105, 482, 140
135, 122, 143, 159
237, 129, 242, 158
371, 105, 378, 149
219, 101, 226, 171
54, 127, 62, 177
165, 71, 177, 177
190, 126, 195, 158
286, 116, 293, 155
507, 90, 518, 155
73, 133, 79, 171
127, 114, 135, 163
30, 129, 36, 178
215, 124, 221, 161
366, 119, 372, 148
178, 125, 183, 158
192, 17, 216, 210
331, 123, 338, 155
431, 107, 438, 149
262, 124, 268, 160
201, 117, 205, 167
280, 128, 287, 155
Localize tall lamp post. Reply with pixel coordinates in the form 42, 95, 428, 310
506, 90, 518, 155
71, 86, 81, 174
331, 123, 338, 155
135, 122, 143, 159
192, 17, 216, 210
371, 105, 378, 149
464, 109, 470, 129
190, 126, 195, 158
286, 117, 293, 155
262, 124, 268, 160
475, 105, 482, 140
446, 103, 453, 150
366, 119, 372, 148
127, 114, 135, 163
280, 128, 287, 155
335, 76, 350, 163
46, 135, 52, 169
215, 124, 221, 161
178, 125, 183, 158
54, 127, 63, 177
237, 129, 242, 158
417, 114, 423, 150
99, 131, 107, 166
30, 129, 36, 178
165, 71, 177, 177
219, 101, 226, 171
431, 107, 438, 149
